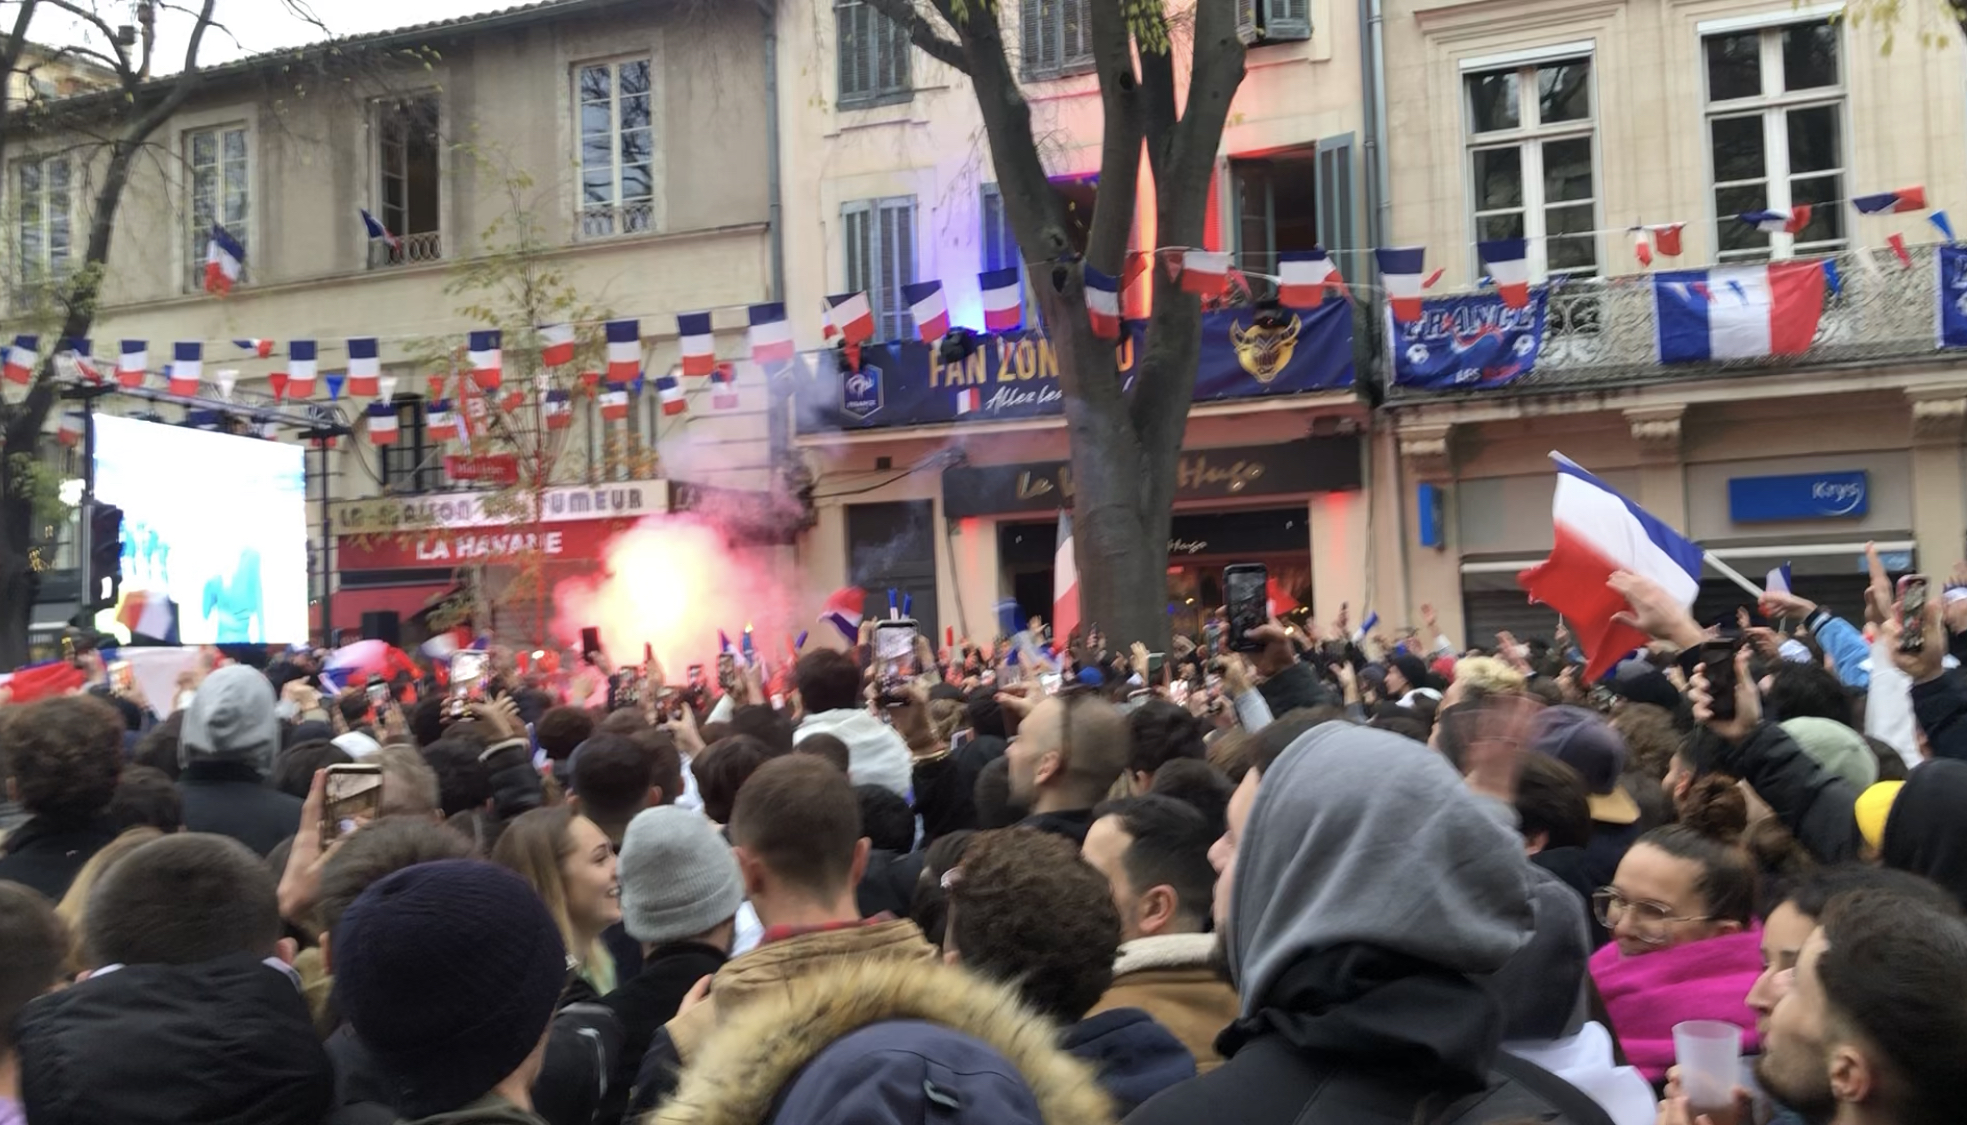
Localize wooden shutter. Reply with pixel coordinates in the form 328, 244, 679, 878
1264, 0, 1312, 41
1315, 134, 1356, 282
836, 1, 868, 101
1236, 0, 1259, 43
879, 198, 917, 340
880, 7, 910, 95
1021, 0, 1046, 76
1062, 0, 1090, 66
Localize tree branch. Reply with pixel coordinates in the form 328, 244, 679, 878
858, 0, 970, 74
42, 0, 136, 81
1081, 0, 1141, 274
1160, 0, 1243, 249
1136, 18, 1177, 184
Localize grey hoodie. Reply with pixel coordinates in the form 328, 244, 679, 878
180, 664, 281, 773
792, 708, 913, 796
1229, 723, 1533, 1018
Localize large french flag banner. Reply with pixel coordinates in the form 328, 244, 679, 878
1518, 453, 1705, 680
1654, 261, 1826, 364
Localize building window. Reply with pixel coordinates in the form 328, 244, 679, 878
374, 93, 442, 267
1233, 147, 1319, 295
844, 196, 916, 342
576, 57, 655, 239
837, 0, 911, 108
1236, 0, 1311, 45
1021, 0, 1094, 80
15, 155, 70, 288
1464, 57, 1597, 281
378, 395, 434, 493
982, 183, 1042, 326
1704, 20, 1843, 261
186, 125, 249, 291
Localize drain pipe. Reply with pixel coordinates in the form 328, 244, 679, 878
1358, 0, 1390, 256
756, 0, 792, 491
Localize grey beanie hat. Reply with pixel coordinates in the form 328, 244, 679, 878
180, 664, 281, 773
619, 806, 745, 945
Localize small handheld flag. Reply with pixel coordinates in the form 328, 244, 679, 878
821, 587, 865, 643
1765, 563, 1793, 596
1351, 611, 1379, 644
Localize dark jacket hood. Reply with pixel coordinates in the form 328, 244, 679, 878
1060, 1007, 1196, 1114
18, 952, 333, 1125
1882, 759, 1967, 909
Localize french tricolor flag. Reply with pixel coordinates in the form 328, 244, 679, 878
1277, 249, 1341, 309
117, 341, 147, 389
1653, 262, 1826, 365
955, 386, 981, 414
1852, 186, 1926, 215
677, 312, 717, 377
903, 280, 951, 342
3, 336, 38, 384
233, 338, 274, 359
203, 225, 244, 295
1477, 238, 1531, 308
539, 323, 576, 366
1376, 247, 1428, 323
1518, 453, 1704, 680
544, 388, 573, 429
168, 342, 202, 396
366, 401, 399, 445
825, 292, 875, 345
1179, 250, 1232, 299
748, 302, 794, 364
1739, 208, 1811, 235
57, 412, 84, 447
468, 330, 502, 390
600, 388, 630, 421
1084, 266, 1121, 339
820, 586, 865, 643
347, 337, 381, 396
427, 399, 458, 441
655, 372, 686, 415
361, 208, 400, 249
605, 319, 641, 385
710, 362, 739, 410
287, 340, 316, 398
978, 268, 1022, 331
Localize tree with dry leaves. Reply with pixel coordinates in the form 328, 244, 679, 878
859, 0, 1245, 651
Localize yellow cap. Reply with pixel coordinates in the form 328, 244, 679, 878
1854, 780, 1906, 851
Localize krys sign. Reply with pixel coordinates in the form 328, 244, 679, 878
942, 437, 1362, 518
1727, 471, 1869, 523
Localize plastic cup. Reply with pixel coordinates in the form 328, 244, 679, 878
1674, 1020, 1743, 1121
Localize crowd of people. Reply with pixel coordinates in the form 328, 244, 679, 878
1, 558, 1965, 1125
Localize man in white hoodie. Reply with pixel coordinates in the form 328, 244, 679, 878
789, 649, 912, 797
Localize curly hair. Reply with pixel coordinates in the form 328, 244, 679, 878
1611, 703, 1684, 782
945, 826, 1121, 1023
2, 695, 125, 823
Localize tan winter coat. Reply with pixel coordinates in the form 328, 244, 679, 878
1086, 933, 1240, 1072
653, 955, 1117, 1125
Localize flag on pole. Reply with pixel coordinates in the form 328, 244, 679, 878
1376, 247, 1428, 323
677, 312, 717, 377
1765, 562, 1793, 595
56, 412, 83, 448
544, 388, 573, 429
168, 342, 202, 396
286, 341, 316, 398
346, 337, 381, 396
203, 225, 244, 294
1277, 248, 1342, 309
233, 338, 275, 358
1351, 611, 1380, 644
1084, 266, 1121, 338
600, 388, 630, 420
1653, 262, 1828, 364
747, 302, 794, 364
1852, 187, 1926, 214
655, 372, 686, 415
3, 336, 38, 384
820, 587, 865, 643
1739, 208, 1812, 235
539, 323, 576, 366
360, 207, 401, 249
117, 341, 147, 389
1052, 509, 1081, 642
825, 292, 876, 344
710, 362, 738, 410
979, 268, 1023, 331
903, 280, 951, 342
427, 399, 458, 441
1477, 238, 1531, 308
1179, 250, 1232, 298
605, 319, 641, 385
366, 401, 399, 445
468, 330, 502, 390
1517, 453, 1704, 680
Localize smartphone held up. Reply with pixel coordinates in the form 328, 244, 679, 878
321, 763, 382, 848
1897, 575, 1930, 654
1224, 563, 1268, 653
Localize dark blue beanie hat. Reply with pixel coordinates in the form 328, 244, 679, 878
331, 859, 567, 1117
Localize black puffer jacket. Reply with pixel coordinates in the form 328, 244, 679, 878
178, 759, 306, 856
1689, 721, 1862, 865
17, 952, 334, 1125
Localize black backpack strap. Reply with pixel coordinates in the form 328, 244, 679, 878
1484, 1051, 1619, 1125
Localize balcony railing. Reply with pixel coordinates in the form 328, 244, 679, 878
368, 231, 444, 269
1383, 244, 1956, 400
577, 201, 655, 240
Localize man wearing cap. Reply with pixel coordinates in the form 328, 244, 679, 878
1529, 705, 1643, 890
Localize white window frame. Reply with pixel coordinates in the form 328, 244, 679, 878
14, 152, 72, 288
1462, 54, 1599, 282
1702, 20, 1846, 262
574, 55, 656, 240
184, 122, 250, 293
371, 91, 444, 266
844, 195, 917, 342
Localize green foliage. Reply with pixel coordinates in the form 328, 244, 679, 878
6, 452, 70, 529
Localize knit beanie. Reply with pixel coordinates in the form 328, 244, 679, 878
618, 806, 745, 945
331, 860, 567, 1118
1779, 717, 1878, 791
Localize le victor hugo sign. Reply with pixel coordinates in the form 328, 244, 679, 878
942, 438, 1363, 518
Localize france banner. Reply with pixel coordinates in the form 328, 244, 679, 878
1390, 289, 1548, 390
1938, 245, 1967, 349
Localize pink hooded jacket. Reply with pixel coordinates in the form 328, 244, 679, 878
1589, 929, 1764, 1082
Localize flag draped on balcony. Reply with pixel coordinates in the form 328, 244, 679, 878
1652, 262, 1828, 365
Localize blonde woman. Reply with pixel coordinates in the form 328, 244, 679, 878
53, 826, 163, 976
492, 805, 620, 1001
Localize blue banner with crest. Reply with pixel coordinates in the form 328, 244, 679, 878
797, 303, 1354, 433
1938, 245, 1967, 349
1389, 289, 1549, 390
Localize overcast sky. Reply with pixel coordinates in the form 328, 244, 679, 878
23, 0, 508, 70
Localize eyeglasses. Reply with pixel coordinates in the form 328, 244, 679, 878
1592, 887, 1714, 945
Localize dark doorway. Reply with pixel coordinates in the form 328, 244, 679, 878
846, 500, 939, 644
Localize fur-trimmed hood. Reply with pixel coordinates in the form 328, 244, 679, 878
653, 957, 1118, 1125
1111, 933, 1218, 978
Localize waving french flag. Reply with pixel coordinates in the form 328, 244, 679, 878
347, 337, 381, 396
1739, 208, 1811, 235
203, 225, 244, 294
605, 319, 641, 385
820, 586, 865, 643
1477, 238, 1531, 308
539, 323, 576, 367
903, 281, 950, 343
978, 268, 1023, 331
1518, 453, 1704, 680
234, 338, 274, 359
1653, 262, 1826, 364
286, 340, 316, 398
678, 312, 717, 377
117, 341, 147, 389
1376, 247, 1428, 323
1852, 187, 1925, 215
360, 208, 400, 249
1277, 249, 1341, 309
1084, 266, 1121, 339
825, 292, 875, 345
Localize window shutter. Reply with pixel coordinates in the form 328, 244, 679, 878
1315, 135, 1356, 282
1021, 0, 1044, 76
1062, 0, 1090, 65
1236, 0, 1259, 44
836, 2, 864, 100
1263, 0, 1312, 41
884, 10, 911, 94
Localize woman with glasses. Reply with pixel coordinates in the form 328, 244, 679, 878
1587, 776, 1765, 1084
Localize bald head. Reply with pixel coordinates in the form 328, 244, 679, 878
1009, 694, 1130, 812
